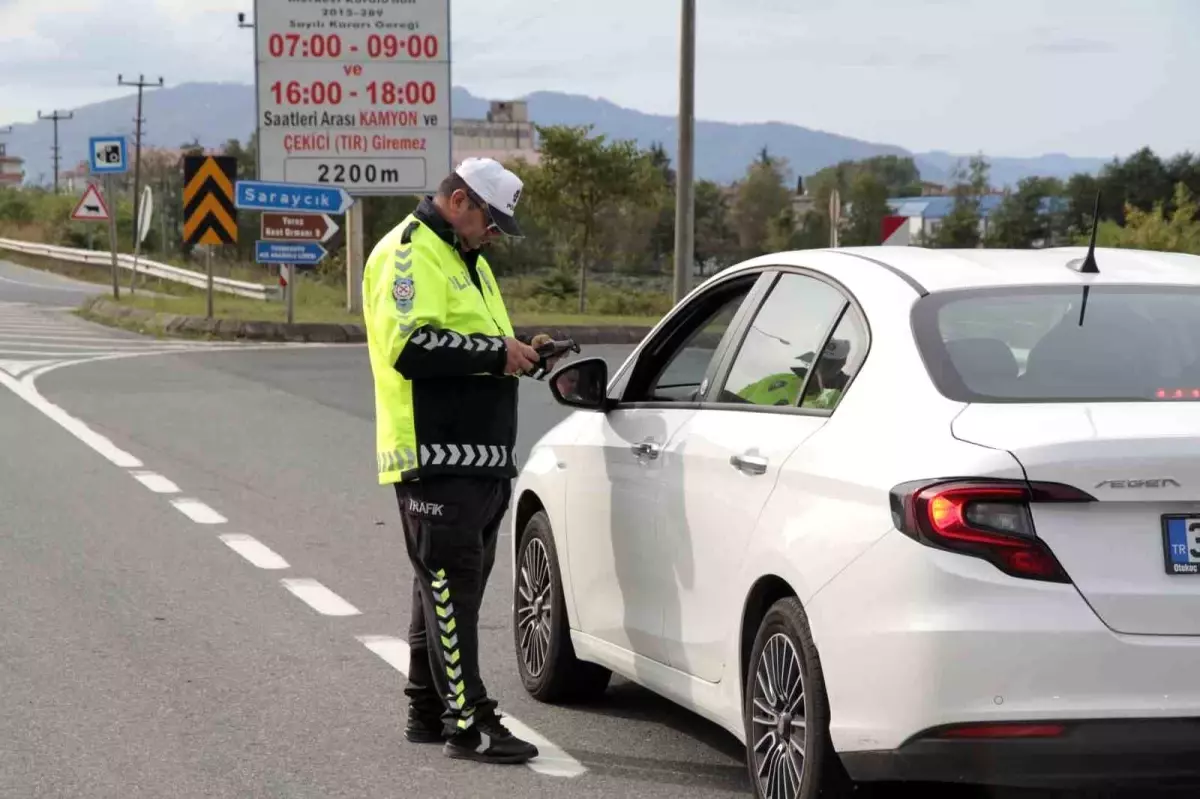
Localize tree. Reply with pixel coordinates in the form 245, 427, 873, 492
1090, 182, 1200, 254
526, 124, 663, 312
986, 176, 1067, 248
929, 154, 990, 248
841, 171, 891, 246
731, 151, 792, 256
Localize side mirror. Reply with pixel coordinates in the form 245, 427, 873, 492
549, 357, 610, 411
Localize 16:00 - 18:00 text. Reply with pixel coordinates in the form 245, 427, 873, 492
270, 80, 437, 106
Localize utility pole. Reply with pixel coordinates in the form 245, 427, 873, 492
118, 74, 164, 260
672, 0, 696, 304
37, 110, 73, 193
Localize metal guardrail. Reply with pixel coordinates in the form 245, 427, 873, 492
0, 238, 281, 301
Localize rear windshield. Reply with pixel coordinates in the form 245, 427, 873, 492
912, 285, 1200, 402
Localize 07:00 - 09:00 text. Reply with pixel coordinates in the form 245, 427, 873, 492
267, 34, 440, 59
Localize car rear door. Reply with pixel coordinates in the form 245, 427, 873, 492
656, 270, 870, 682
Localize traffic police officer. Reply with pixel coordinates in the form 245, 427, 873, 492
362, 157, 558, 765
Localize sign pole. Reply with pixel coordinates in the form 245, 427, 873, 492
206, 246, 214, 319
287, 264, 295, 325
346, 201, 364, 313
105, 176, 120, 300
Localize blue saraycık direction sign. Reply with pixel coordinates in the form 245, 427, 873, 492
255, 240, 328, 267
89, 135, 128, 174
236, 180, 354, 214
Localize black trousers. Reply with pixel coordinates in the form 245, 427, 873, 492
394, 475, 511, 734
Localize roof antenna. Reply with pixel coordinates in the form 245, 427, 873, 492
1070, 191, 1101, 326
1068, 191, 1101, 274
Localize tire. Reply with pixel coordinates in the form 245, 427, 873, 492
513, 510, 612, 703
744, 597, 852, 799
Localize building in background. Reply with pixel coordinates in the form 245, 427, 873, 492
882, 194, 1070, 246
0, 143, 24, 187
452, 100, 540, 166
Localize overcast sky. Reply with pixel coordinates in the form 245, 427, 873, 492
0, 0, 1194, 159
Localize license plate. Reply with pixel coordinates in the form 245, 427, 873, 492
1163, 515, 1200, 574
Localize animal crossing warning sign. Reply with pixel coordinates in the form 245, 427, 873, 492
71, 184, 110, 222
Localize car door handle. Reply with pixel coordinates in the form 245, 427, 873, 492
730, 453, 768, 475
631, 440, 661, 459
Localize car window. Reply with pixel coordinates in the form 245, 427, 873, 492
913, 286, 1200, 402
646, 289, 750, 402
716, 274, 848, 407
799, 306, 868, 410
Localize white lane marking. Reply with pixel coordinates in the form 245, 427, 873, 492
354, 635, 586, 778
501, 717, 588, 778
0, 358, 57, 377
282, 578, 361, 616
0, 369, 143, 467
0, 272, 102, 291
0, 332, 198, 344
171, 498, 227, 525
220, 534, 290, 570
130, 470, 179, 493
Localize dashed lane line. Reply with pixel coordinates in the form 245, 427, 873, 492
282, 578, 361, 616
130, 471, 180, 494
220, 534, 290, 570
355, 635, 588, 779
170, 498, 228, 525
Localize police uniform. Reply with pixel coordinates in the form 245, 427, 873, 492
362, 158, 538, 764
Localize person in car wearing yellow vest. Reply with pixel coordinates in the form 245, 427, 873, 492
735, 338, 852, 408
362, 157, 563, 765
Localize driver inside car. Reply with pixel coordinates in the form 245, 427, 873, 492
734, 338, 852, 407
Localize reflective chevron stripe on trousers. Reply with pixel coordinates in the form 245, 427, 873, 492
395, 474, 511, 733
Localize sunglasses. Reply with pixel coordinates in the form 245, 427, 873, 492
464, 188, 501, 234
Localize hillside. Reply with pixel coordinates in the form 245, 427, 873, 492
2, 82, 1108, 189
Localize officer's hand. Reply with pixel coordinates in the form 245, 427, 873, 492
503, 337, 539, 375
530, 333, 566, 371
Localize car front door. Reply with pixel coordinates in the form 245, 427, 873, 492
563, 272, 766, 664
656, 269, 870, 682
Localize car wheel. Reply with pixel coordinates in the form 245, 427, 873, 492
744, 597, 850, 799
513, 510, 612, 703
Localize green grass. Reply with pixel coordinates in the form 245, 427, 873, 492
9, 248, 664, 331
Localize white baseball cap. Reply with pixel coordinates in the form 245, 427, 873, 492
454, 157, 524, 237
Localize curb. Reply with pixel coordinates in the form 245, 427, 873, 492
78, 297, 655, 345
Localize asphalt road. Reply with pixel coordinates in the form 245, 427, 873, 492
0, 259, 1187, 799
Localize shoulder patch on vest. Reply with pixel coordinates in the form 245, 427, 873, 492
400, 220, 420, 245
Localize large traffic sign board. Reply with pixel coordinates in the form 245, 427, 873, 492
252, 0, 451, 196
235, 180, 354, 214
255, 241, 328, 266
88, 136, 128, 174
71, 184, 110, 222
183, 155, 239, 246
261, 212, 339, 243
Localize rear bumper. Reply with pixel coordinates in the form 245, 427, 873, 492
804, 529, 1200, 772
840, 718, 1200, 788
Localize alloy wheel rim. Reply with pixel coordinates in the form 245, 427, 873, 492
750, 632, 807, 799
517, 537, 553, 677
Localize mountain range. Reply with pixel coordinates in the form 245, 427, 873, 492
1, 81, 1110, 189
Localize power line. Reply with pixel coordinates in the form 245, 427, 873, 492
117, 74, 164, 275
36, 110, 73, 193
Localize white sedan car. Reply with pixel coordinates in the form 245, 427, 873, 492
509, 245, 1200, 798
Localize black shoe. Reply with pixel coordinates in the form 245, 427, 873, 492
443, 712, 539, 764
404, 712, 447, 744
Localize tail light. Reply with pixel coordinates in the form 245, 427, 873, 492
889, 479, 1093, 583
